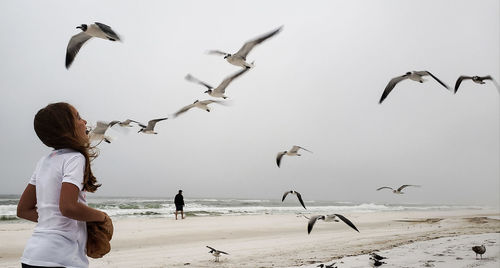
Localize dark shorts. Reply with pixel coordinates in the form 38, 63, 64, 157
22, 264, 64, 268
175, 205, 183, 211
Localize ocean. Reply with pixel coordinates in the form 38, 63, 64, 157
0, 194, 486, 221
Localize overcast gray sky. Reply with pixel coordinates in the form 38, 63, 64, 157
0, 0, 498, 206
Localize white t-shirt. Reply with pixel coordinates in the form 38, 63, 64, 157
21, 149, 89, 268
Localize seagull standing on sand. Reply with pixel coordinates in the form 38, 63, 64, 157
185, 67, 251, 99
317, 262, 337, 268
472, 245, 486, 259
376, 185, 420, 194
307, 214, 359, 234
137, 118, 168, 134
379, 71, 450, 103
276, 145, 312, 167
206, 246, 229, 262
207, 26, 283, 68
369, 257, 386, 267
282, 190, 307, 210
370, 253, 388, 261
173, 100, 226, 117
88, 121, 114, 144
66, 22, 121, 69
454, 75, 499, 93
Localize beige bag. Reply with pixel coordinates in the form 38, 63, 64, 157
86, 214, 113, 258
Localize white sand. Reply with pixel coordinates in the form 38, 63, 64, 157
295, 233, 499, 268
0, 209, 499, 268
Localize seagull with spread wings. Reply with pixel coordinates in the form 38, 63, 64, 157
276, 145, 312, 168
136, 118, 168, 134
282, 190, 307, 210
206, 246, 229, 262
185, 67, 250, 99
173, 100, 226, 117
307, 214, 359, 234
207, 26, 283, 68
109, 119, 140, 128
376, 185, 420, 194
88, 121, 114, 144
379, 71, 449, 103
454, 75, 499, 93
66, 22, 121, 69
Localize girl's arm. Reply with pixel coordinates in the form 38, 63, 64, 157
17, 184, 38, 222
59, 182, 107, 222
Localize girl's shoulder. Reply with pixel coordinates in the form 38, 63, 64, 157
45, 149, 84, 163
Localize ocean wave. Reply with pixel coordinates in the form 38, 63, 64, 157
0, 215, 18, 221
0, 196, 487, 219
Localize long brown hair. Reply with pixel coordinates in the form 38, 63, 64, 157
33, 102, 100, 192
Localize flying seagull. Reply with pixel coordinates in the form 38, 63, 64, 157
282, 190, 307, 210
185, 67, 250, 99
173, 100, 226, 117
307, 214, 359, 234
276, 145, 312, 167
109, 119, 140, 127
376, 185, 420, 194
206, 246, 229, 262
454, 75, 498, 93
379, 71, 450, 103
66, 22, 121, 69
137, 118, 168, 134
472, 245, 486, 259
208, 26, 283, 68
88, 121, 114, 144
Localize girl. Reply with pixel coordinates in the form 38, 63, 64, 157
17, 102, 110, 268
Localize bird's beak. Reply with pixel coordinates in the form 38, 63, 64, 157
76, 26, 82, 30
204, 90, 209, 93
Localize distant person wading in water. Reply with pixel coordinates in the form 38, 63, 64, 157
174, 190, 185, 220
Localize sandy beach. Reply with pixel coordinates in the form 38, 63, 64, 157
1, 209, 499, 268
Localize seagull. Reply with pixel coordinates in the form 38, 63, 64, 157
307, 214, 359, 234
282, 190, 307, 210
137, 118, 168, 134
376, 185, 420, 194
370, 253, 388, 261
173, 100, 226, 117
276, 145, 312, 167
206, 246, 229, 262
369, 257, 386, 267
317, 263, 337, 268
379, 71, 450, 103
207, 26, 283, 68
88, 121, 114, 144
472, 245, 486, 259
185, 67, 251, 99
66, 22, 121, 69
454, 75, 498, 93
109, 119, 140, 127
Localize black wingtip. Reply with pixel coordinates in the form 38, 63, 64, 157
65, 58, 72, 69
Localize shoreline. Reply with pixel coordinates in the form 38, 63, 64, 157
1, 209, 499, 267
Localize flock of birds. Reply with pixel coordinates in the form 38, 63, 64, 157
65, 22, 494, 264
